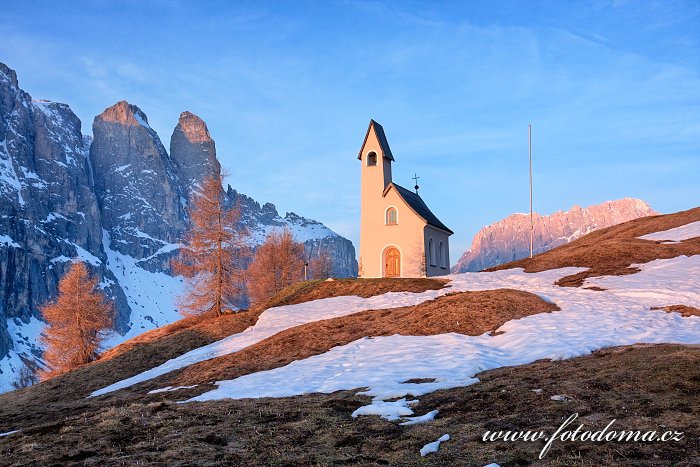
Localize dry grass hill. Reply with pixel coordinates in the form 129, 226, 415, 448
1, 207, 699, 466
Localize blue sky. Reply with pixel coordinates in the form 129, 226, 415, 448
2, 0, 699, 258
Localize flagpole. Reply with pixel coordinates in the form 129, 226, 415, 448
529, 124, 533, 258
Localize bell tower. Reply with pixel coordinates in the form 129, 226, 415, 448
358, 119, 394, 277
358, 119, 393, 195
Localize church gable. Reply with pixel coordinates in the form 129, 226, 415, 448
383, 183, 453, 235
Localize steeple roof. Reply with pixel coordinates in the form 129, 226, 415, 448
357, 119, 394, 161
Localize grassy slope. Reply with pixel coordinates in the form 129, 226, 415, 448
1, 344, 697, 466
490, 206, 700, 287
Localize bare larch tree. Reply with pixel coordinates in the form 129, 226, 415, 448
247, 228, 306, 305
174, 173, 248, 316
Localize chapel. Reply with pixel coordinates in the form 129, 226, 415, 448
358, 119, 453, 278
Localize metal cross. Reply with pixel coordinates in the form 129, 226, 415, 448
412, 173, 420, 194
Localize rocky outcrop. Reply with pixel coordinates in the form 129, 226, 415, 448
452, 198, 657, 273
170, 111, 220, 192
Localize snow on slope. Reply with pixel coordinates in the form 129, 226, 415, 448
638, 220, 700, 243
91, 221, 700, 416
0, 316, 44, 393
92, 288, 445, 396
183, 255, 700, 419
93, 254, 700, 411
101, 231, 183, 347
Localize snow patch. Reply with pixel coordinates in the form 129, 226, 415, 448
420, 434, 450, 456
133, 113, 150, 129
399, 409, 439, 425
147, 385, 198, 394
100, 230, 183, 347
0, 235, 21, 248
351, 398, 418, 421
638, 220, 700, 243
91, 286, 445, 397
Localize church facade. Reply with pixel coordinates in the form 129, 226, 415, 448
358, 120, 453, 278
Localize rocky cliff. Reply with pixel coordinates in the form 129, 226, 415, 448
91, 101, 188, 271
452, 199, 657, 273
0, 62, 357, 391
170, 111, 220, 192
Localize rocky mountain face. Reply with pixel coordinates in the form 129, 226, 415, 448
91, 101, 188, 272
452, 199, 658, 273
0, 63, 357, 391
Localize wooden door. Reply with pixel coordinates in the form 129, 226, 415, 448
385, 248, 400, 277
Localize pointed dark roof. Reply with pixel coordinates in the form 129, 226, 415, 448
388, 183, 454, 234
357, 119, 395, 161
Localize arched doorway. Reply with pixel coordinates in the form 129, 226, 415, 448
384, 247, 400, 277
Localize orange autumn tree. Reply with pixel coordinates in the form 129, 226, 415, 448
174, 173, 249, 317
247, 228, 306, 305
40, 261, 114, 379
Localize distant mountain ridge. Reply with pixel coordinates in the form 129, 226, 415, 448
452, 198, 658, 273
0, 62, 357, 392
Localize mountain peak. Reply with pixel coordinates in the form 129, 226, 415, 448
96, 100, 151, 129
170, 110, 219, 186
452, 198, 658, 273
0, 62, 18, 88
176, 111, 212, 144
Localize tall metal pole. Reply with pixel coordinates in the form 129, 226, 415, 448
529, 124, 533, 258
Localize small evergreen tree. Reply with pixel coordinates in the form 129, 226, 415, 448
247, 228, 305, 305
40, 261, 114, 379
174, 173, 249, 316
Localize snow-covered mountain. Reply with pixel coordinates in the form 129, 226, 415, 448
452, 198, 658, 273
0, 62, 357, 392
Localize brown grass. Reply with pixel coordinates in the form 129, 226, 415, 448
1, 344, 697, 466
653, 305, 700, 318
259, 277, 448, 307
161, 289, 558, 388
489, 206, 700, 286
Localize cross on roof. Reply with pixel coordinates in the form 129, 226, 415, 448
412, 173, 420, 194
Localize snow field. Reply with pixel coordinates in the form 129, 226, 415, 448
183, 256, 700, 422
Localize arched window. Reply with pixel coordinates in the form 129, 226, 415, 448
439, 241, 446, 268
367, 151, 377, 166
385, 207, 397, 225
429, 238, 436, 266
